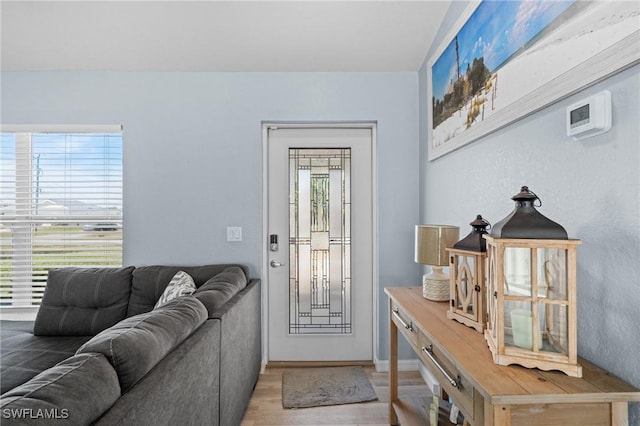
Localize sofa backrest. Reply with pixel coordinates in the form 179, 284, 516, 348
34, 266, 134, 336
77, 296, 207, 393
193, 266, 248, 317
0, 352, 121, 425
92, 320, 222, 426
126, 264, 249, 317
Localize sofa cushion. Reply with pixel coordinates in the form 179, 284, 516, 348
34, 266, 134, 336
153, 271, 196, 309
127, 264, 248, 316
0, 321, 34, 340
193, 266, 248, 316
0, 323, 92, 394
0, 353, 120, 426
77, 296, 207, 392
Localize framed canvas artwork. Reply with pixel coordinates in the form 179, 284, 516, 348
427, 0, 639, 160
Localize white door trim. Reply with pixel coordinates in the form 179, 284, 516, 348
261, 122, 378, 366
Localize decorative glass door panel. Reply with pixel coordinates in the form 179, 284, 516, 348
289, 148, 351, 334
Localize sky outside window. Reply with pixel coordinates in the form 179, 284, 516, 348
0, 132, 123, 216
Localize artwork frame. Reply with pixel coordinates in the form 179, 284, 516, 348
427, 0, 640, 161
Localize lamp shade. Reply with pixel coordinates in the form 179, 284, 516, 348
415, 225, 459, 266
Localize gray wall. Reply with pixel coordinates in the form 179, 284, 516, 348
419, 2, 640, 421
1, 71, 420, 361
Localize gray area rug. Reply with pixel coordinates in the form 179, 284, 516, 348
282, 366, 378, 409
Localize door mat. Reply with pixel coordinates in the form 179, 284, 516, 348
282, 366, 378, 409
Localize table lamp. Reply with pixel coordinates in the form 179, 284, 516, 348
415, 225, 459, 301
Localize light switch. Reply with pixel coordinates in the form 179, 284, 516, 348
226, 226, 242, 242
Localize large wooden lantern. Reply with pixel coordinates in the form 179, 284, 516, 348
446, 215, 490, 332
484, 186, 583, 377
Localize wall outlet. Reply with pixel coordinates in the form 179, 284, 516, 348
226, 226, 242, 242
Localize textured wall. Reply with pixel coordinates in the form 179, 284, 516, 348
1, 71, 421, 362
418, 2, 640, 419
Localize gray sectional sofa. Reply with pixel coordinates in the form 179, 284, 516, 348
0, 264, 261, 426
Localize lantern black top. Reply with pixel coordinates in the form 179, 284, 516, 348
490, 186, 568, 239
453, 215, 491, 252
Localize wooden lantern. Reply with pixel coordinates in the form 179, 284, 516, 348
446, 215, 490, 332
483, 186, 582, 377
484, 236, 582, 376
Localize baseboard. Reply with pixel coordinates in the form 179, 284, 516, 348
375, 358, 442, 395
266, 360, 374, 368
374, 358, 419, 372
261, 357, 442, 396
418, 360, 441, 396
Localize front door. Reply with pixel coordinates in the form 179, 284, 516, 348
266, 126, 374, 361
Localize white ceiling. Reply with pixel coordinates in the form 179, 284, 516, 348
0, 0, 451, 72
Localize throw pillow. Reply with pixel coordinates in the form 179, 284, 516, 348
127, 264, 248, 316
154, 271, 196, 309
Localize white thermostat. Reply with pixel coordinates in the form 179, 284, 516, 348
566, 90, 611, 140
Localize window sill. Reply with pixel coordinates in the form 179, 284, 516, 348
0, 307, 38, 321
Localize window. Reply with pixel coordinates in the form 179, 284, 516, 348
0, 126, 123, 307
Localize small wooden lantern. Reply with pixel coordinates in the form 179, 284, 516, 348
446, 215, 490, 332
484, 186, 583, 377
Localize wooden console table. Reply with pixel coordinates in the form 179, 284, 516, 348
386, 287, 640, 426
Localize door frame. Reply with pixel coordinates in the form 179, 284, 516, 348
261, 122, 378, 367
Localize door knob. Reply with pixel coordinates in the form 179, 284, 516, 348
270, 260, 285, 268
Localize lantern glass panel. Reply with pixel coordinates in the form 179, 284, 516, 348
454, 255, 475, 315
537, 248, 568, 300
504, 248, 531, 297
540, 302, 568, 354
504, 300, 541, 350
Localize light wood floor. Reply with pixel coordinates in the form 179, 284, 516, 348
240, 366, 432, 425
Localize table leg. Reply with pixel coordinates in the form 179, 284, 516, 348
611, 402, 628, 426
491, 405, 511, 426
389, 300, 399, 425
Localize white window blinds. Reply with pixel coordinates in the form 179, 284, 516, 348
0, 127, 123, 307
